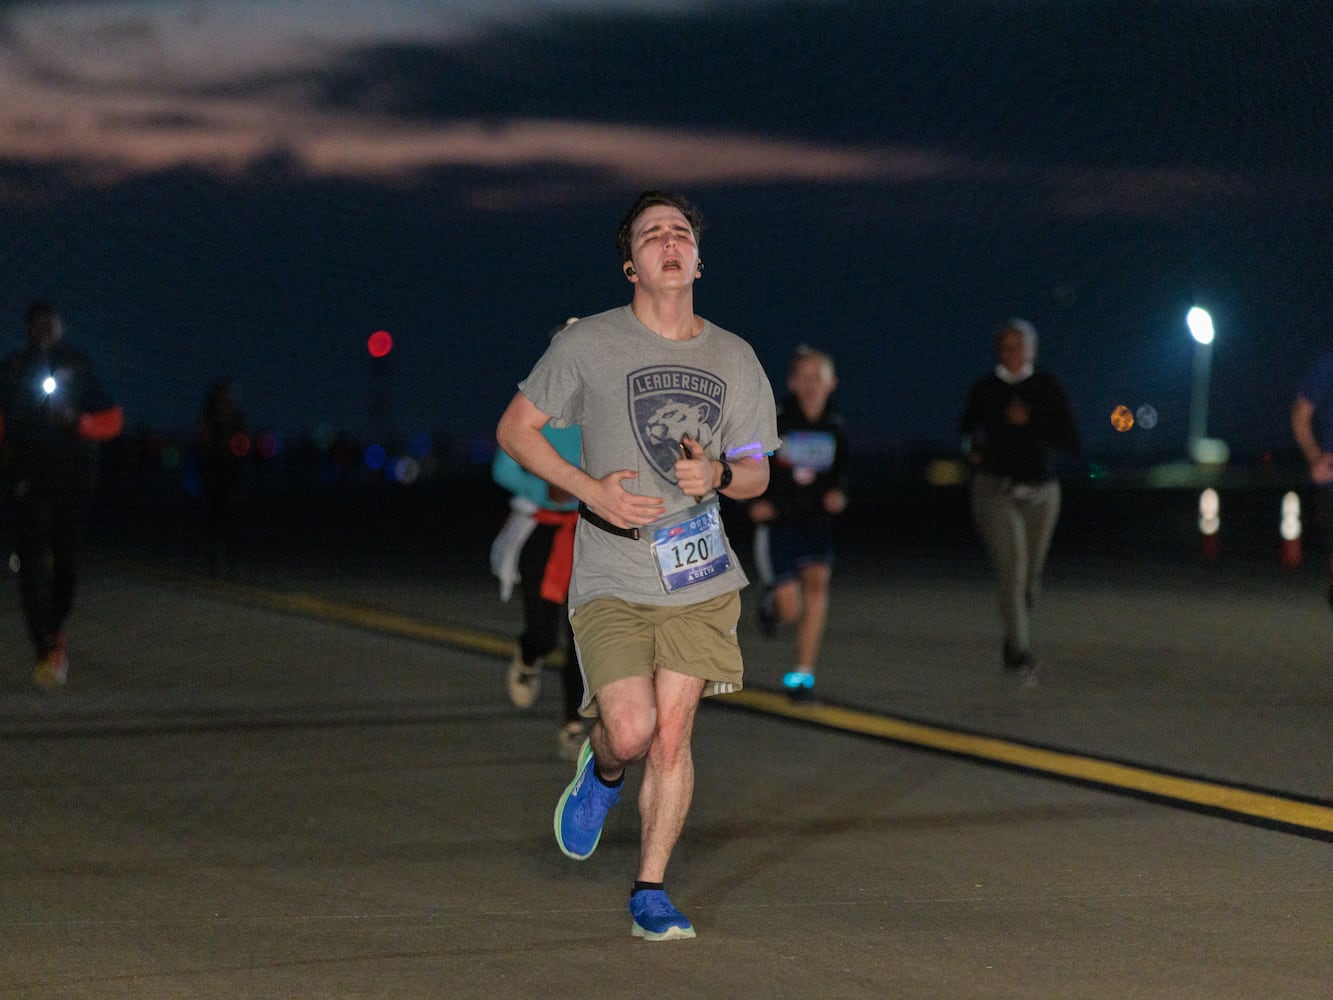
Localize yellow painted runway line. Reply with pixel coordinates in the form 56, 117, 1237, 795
157, 567, 1331, 839
167, 572, 516, 658
718, 688, 1333, 837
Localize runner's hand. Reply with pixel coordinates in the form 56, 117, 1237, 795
675, 435, 712, 501
586, 470, 665, 529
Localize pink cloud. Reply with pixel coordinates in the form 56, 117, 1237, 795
0, 86, 1271, 222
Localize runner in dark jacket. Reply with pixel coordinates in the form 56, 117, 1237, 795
0, 301, 123, 689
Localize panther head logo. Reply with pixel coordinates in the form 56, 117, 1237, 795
628, 365, 727, 482
643, 400, 716, 452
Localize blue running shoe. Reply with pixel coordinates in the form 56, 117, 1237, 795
554, 739, 620, 860
630, 889, 696, 941
783, 671, 817, 703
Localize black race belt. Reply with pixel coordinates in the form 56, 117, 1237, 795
578, 502, 640, 540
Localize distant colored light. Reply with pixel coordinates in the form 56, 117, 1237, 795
364, 443, 387, 471
1198, 488, 1220, 536
1281, 493, 1303, 569
924, 458, 967, 487
1190, 438, 1230, 465
229, 432, 251, 458
1135, 404, 1158, 430
161, 444, 182, 471
257, 431, 280, 459
1110, 405, 1134, 432
367, 329, 394, 358
408, 430, 433, 460
1281, 491, 1301, 542
393, 456, 421, 485
1186, 306, 1214, 345
42, 375, 57, 395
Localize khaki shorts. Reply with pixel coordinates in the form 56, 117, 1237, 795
569, 590, 744, 717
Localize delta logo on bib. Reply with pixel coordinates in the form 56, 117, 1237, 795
627, 365, 726, 482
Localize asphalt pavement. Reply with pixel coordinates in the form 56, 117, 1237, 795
0, 483, 1329, 999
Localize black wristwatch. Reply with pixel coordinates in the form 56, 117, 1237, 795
716, 456, 733, 492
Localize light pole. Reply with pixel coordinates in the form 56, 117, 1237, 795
1186, 306, 1227, 464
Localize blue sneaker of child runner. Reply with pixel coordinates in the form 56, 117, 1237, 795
554, 738, 620, 860
630, 889, 696, 941
783, 670, 817, 703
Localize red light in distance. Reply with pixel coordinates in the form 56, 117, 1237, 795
367, 330, 393, 358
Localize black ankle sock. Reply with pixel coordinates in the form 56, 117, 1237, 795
594, 768, 624, 788
631, 881, 664, 896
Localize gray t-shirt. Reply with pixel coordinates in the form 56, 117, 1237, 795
518, 305, 781, 609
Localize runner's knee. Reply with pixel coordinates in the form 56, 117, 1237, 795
600, 708, 657, 763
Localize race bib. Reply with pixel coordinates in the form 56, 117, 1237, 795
651, 500, 732, 593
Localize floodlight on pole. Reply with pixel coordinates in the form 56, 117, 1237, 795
1187, 306, 1214, 346
1186, 305, 1227, 464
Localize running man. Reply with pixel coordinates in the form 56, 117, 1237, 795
496, 191, 779, 941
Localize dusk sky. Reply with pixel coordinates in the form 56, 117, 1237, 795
1, 0, 1329, 464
